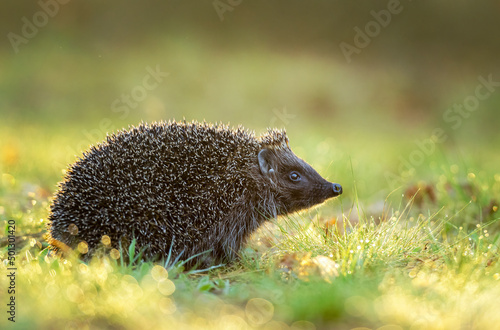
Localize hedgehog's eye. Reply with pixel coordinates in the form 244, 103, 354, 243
289, 171, 301, 182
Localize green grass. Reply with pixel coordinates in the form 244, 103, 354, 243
1, 128, 499, 329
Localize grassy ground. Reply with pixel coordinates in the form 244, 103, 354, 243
1, 35, 500, 329
1, 122, 499, 329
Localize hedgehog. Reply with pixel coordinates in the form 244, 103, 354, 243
48, 120, 342, 266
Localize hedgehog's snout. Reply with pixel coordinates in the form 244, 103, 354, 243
332, 183, 343, 196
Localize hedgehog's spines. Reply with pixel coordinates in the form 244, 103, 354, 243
48, 120, 340, 266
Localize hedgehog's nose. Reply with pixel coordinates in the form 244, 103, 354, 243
332, 183, 343, 196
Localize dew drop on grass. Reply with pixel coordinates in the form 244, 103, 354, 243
109, 249, 120, 259
245, 298, 274, 326
291, 320, 316, 330
157, 279, 176, 296
151, 265, 169, 281
77, 242, 88, 254
101, 235, 111, 246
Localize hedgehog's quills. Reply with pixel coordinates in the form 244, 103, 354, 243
48, 120, 342, 267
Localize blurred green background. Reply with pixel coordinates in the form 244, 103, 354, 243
1, 0, 499, 202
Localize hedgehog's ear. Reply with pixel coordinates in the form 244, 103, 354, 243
258, 149, 275, 176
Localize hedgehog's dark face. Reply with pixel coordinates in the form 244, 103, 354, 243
258, 148, 342, 215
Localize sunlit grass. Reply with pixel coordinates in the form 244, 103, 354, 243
1, 108, 500, 329
1, 174, 500, 328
